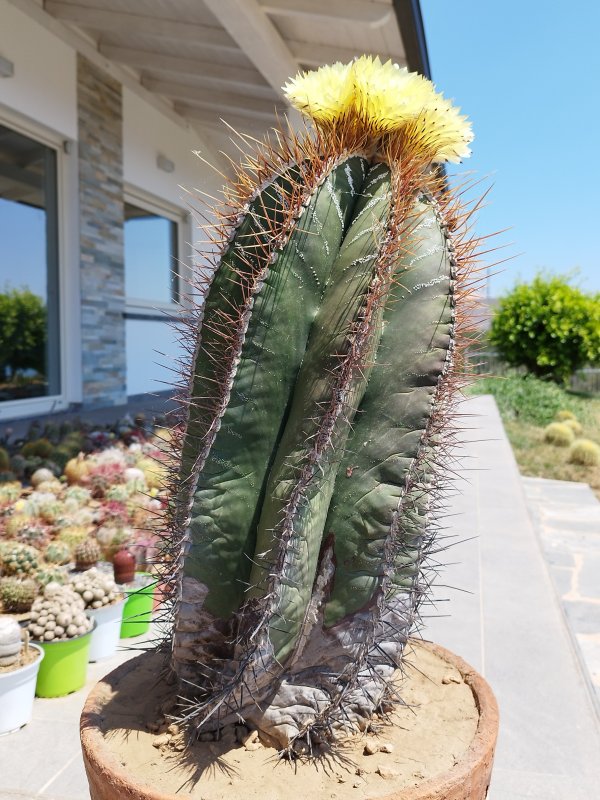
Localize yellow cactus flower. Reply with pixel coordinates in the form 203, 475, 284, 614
405, 97, 473, 163
283, 55, 473, 163
351, 56, 435, 134
283, 62, 354, 125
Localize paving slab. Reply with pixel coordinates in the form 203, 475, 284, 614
427, 395, 600, 798
523, 474, 600, 714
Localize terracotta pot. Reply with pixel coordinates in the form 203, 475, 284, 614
80, 642, 499, 800
112, 548, 136, 584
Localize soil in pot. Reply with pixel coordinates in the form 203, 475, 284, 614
81, 641, 498, 800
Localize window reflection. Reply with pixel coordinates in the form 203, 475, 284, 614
0, 124, 59, 402
124, 202, 178, 304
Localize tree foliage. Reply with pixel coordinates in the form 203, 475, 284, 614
0, 288, 47, 377
490, 275, 600, 383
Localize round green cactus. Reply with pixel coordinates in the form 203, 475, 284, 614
0, 577, 37, 613
0, 543, 39, 577
544, 422, 575, 447
568, 438, 600, 466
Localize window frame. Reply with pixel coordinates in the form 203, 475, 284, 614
123, 186, 191, 320
0, 108, 79, 421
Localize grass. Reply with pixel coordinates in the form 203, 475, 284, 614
467, 373, 600, 499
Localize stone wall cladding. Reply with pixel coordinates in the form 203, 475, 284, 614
77, 54, 126, 407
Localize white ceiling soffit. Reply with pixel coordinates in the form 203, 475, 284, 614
38, 0, 419, 138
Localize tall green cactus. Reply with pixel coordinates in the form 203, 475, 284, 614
163, 56, 478, 750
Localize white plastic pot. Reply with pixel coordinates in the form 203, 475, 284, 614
0, 644, 44, 736
88, 599, 126, 662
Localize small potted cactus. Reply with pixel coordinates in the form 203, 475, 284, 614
28, 582, 94, 697
0, 577, 37, 614
73, 538, 102, 572
0, 615, 44, 735
80, 57, 498, 799
70, 568, 125, 661
0, 542, 40, 576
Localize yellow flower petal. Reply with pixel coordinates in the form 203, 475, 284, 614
283, 62, 354, 125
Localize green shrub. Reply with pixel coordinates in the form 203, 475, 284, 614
544, 422, 575, 446
568, 439, 600, 466
470, 374, 586, 426
490, 275, 600, 384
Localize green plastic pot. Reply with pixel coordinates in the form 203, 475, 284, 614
120, 574, 157, 639
34, 623, 94, 698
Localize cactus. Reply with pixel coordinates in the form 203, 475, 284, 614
0, 577, 37, 613
21, 438, 54, 459
568, 438, 600, 466
27, 583, 91, 641
0, 615, 22, 666
35, 566, 66, 587
45, 541, 72, 566
157, 57, 481, 751
70, 567, 121, 609
544, 422, 575, 447
563, 418, 583, 436
555, 409, 576, 422
58, 525, 90, 551
0, 447, 9, 472
73, 539, 102, 571
0, 543, 39, 576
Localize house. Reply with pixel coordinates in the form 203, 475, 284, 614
0, 0, 429, 423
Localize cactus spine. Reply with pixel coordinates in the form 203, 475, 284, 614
160, 56, 481, 750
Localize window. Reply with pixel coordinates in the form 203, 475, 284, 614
123, 193, 187, 396
124, 201, 179, 306
0, 124, 60, 403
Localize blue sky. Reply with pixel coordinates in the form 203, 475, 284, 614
421, 0, 600, 297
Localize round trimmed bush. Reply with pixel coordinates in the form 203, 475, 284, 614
568, 439, 600, 466
544, 422, 575, 447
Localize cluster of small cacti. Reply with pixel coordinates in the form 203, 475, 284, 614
27, 583, 92, 641
544, 412, 600, 469
0, 615, 23, 666
69, 568, 121, 609
0, 577, 37, 613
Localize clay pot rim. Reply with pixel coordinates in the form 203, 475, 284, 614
80, 640, 499, 800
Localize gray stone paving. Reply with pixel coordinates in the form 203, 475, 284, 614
427, 395, 600, 799
523, 475, 600, 715
1, 394, 599, 799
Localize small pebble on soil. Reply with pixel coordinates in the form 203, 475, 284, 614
376, 765, 399, 780
442, 674, 461, 685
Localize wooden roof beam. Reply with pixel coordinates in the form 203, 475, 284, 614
201, 0, 298, 100
99, 45, 272, 93
175, 102, 278, 127
261, 0, 392, 28
149, 81, 280, 121
288, 39, 407, 69
45, 2, 238, 49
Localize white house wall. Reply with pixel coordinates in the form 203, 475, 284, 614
0, 0, 77, 141
122, 87, 221, 398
